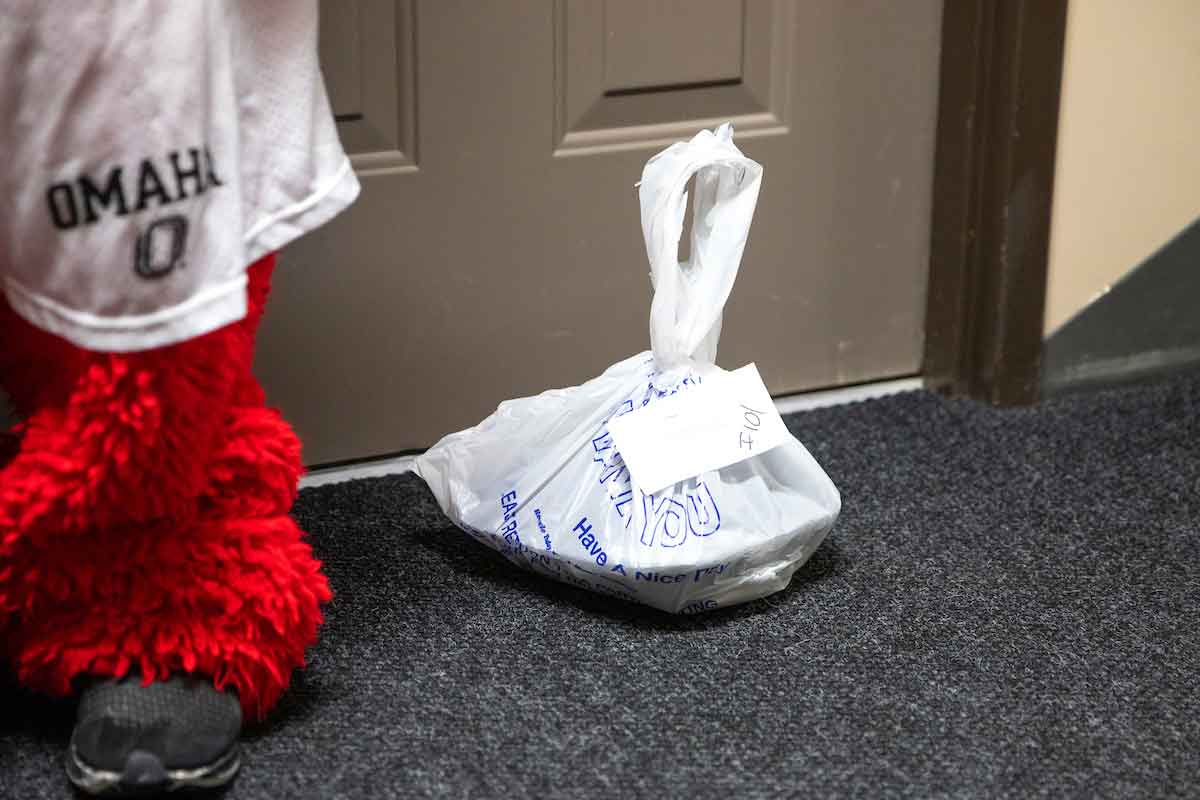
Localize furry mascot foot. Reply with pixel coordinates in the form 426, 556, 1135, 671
67, 674, 242, 796
1, 4, 357, 791
0, 257, 332, 793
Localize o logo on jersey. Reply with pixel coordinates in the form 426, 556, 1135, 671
135, 214, 189, 279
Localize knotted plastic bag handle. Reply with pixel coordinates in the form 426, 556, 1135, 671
638, 123, 764, 370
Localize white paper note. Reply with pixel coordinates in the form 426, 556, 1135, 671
606, 363, 790, 494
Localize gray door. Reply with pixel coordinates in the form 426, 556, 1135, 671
257, 0, 943, 465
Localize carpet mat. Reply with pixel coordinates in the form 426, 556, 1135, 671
3, 371, 1198, 798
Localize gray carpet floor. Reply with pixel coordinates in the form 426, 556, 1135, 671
2, 371, 1198, 798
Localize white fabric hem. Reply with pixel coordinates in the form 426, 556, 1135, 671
3, 274, 249, 353
3, 157, 359, 353
244, 157, 360, 264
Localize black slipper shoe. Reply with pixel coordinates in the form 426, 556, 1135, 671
65, 674, 241, 796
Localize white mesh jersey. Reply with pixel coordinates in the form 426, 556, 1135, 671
0, 1, 360, 352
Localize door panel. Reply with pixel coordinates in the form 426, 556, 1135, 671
601, 0, 744, 92
258, 0, 942, 464
557, 0, 788, 149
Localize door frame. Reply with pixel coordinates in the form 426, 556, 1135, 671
923, 0, 1070, 405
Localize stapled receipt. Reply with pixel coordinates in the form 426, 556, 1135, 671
607, 363, 790, 494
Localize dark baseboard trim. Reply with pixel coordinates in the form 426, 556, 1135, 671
1044, 347, 1200, 397
1043, 216, 1200, 397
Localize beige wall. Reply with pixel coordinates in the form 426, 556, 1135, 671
1044, 0, 1200, 334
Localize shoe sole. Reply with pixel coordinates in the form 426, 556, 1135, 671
65, 743, 241, 796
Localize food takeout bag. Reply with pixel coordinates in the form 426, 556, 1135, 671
415, 124, 841, 613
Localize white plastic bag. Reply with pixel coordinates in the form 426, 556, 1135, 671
415, 124, 841, 614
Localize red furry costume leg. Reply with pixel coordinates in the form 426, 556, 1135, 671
0, 254, 330, 721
